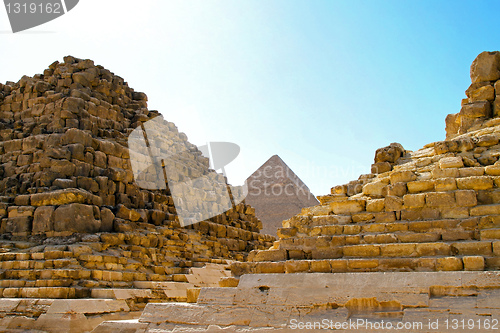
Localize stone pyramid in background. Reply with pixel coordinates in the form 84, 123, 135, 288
0, 56, 275, 317
245, 155, 319, 236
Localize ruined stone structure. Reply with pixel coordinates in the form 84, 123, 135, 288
0, 56, 275, 331
97, 51, 500, 332
245, 155, 319, 236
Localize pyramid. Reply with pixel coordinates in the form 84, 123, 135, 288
0, 56, 275, 331
245, 155, 319, 236
100, 51, 500, 332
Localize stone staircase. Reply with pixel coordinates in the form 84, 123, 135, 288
232, 157, 500, 276
0, 234, 234, 305
0, 241, 234, 332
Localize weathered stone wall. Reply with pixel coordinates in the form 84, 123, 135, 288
0, 56, 275, 304
446, 51, 500, 139
97, 272, 499, 332
231, 51, 500, 276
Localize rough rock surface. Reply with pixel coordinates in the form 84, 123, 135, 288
245, 155, 319, 236
0, 56, 276, 331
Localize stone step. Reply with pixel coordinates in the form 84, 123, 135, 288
93, 271, 500, 332
285, 202, 500, 231
279, 215, 500, 240
275, 231, 495, 255
254, 239, 499, 261
91, 287, 189, 301
0, 287, 89, 298
232, 255, 498, 275
341, 241, 496, 259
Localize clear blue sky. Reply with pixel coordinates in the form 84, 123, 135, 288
1, 0, 500, 195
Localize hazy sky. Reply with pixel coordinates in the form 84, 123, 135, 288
1, 0, 500, 195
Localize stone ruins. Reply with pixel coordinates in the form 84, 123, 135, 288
245, 155, 319, 236
94, 51, 500, 332
1, 51, 500, 332
0, 56, 275, 331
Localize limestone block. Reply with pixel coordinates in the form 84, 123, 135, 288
380, 243, 415, 257
252, 249, 286, 262
415, 243, 451, 256
439, 156, 464, 169
351, 212, 374, 223
374, 211, 396, 223
469, 85, 495, 102
100, 233, 124, 246
331, 185, 347, 194
456, 176, 494, 190
403, 193, 425, 208
389, 170, 416, 184
219, 277, 239, 288
375, 143, 404, 163
434, 178, 457, 191
425, 192, 455, 207
8, 206, 35, 218
361, 223, 385, 233
436, 257, 463, 271
485, 164, 500, 176
407, 180, 434, 193
432, 167, 459, 179
371, 162, 392, 174
31, 188, 101, 206
362, 179, 388, 197
33, 206, 55, 233
462, 256, 485, 271
461, 101, 492, 118
61, 128, 93, 147
374, 233, 398, 243
455, 190, 477, 207
116, 204, 141, 222
470, 51, 500, 83
284, 260, 309, 273
480, 229, 500, 240
495, 97, 500, 117
54, 203, 101, 233
13, 195, 30, 206
343, 225, 361, 234
494, 241, 500, 256
100, 208, 114, 232
386, 222, 408, 232
186, 288, 201, 303
470, 204, 500, 216
458, 167, 484, 177
451, 241, 492, 255
442, 229, 473, 241
385, 182, 407, 196
347, 259, 378, 270
366, 199, 385, 212
343, 244, 380, 257
385, 196, 403, 211
1, 217, 31, 235
329, 259, 348, 272
345, 235, 361, 244
330, 199, 365, 214
310, 260, 332, 272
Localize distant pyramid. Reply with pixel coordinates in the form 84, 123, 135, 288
245, 155, 319, 236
